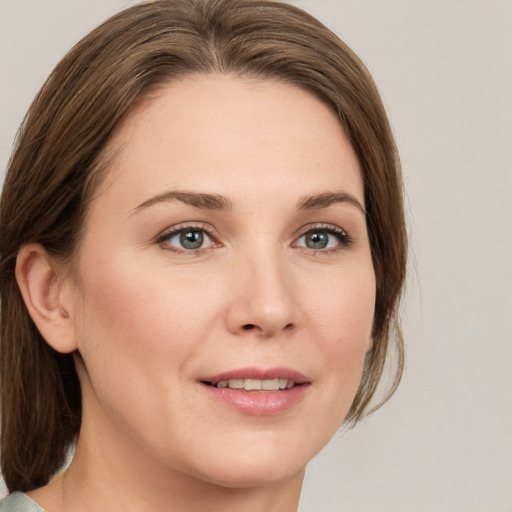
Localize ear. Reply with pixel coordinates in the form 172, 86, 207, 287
15, 243, 78, 354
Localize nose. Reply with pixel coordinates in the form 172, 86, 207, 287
225, 248, 299, 339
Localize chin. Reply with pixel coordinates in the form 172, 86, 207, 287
199, 458, 306, 490
181, 431, 318, 489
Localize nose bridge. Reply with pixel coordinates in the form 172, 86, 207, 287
227, 241, 298, 337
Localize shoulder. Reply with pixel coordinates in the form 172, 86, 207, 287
0, 492, 45, 512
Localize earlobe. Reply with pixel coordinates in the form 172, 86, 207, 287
15, 243, 78, 354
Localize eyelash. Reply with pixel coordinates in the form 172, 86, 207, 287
294, 224, 354, 254
156, 222, 218, 255
155, 223, 353, 255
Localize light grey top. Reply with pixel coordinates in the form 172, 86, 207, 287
0, 492, 304, 511
0, 493, 45, 512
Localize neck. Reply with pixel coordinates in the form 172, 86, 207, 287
64, 445, 303, 512
28, 406, 304, 512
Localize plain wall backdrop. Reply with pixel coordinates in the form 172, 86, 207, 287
1, 1, 511, 511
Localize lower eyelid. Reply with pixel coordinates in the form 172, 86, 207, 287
156, 225, 218, 253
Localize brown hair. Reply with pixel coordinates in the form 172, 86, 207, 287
0, 0, 406, 493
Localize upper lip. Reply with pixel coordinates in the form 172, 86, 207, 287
201, 367, 310, 385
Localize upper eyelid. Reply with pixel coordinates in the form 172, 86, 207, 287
156, 222, 216, 241
293, 223, 354, 250
156, 224, 218, 255
295, 222, 349, 237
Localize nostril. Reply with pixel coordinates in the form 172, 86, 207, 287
243, 324, 255, 331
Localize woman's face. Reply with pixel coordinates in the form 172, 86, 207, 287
67, 75, 376, 488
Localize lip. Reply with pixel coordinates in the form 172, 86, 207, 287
201, 366, 310, 384
199, 367, 311, 416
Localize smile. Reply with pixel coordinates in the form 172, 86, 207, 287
209, 378, 295, 391
200, 368, 310, 415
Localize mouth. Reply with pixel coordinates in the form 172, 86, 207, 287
199, 368, 310, 415
203, 378, 298, 391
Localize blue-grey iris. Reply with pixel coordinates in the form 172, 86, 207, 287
305, 231, 329, 249
180, 230, 204, 249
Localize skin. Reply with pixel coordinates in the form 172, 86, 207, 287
19, 75, 376, 512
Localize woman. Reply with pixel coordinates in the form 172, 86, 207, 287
0, 0, 406, 510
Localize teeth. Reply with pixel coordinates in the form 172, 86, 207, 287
244, 379, 262, 391
228, 379, 244, 389
214, 378, 295, 390
262, 379, 279, 391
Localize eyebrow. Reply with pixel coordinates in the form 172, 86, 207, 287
133, 190, 233, 213
297, 191, 366, 215
132, 189, 365, 215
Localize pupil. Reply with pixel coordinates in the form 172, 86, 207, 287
180, 230, 204, 249
306, 231, 328, 249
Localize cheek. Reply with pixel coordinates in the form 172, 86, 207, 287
74, 252, 208, 352
306, 264, 376, 405
308, 263, 376, 349
70, 255, 219, 450
71, 256, 195, 403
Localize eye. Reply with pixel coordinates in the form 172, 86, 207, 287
157, 225, 215, 253
295, 225, 352, 251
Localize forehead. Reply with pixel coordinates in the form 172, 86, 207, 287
96, 74, 364, 211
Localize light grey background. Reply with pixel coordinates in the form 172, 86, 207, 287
1, 1, 511, 511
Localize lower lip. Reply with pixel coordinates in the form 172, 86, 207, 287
201, 384, 309, 416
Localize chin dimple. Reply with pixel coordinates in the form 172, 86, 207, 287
209, 378, 295, 391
